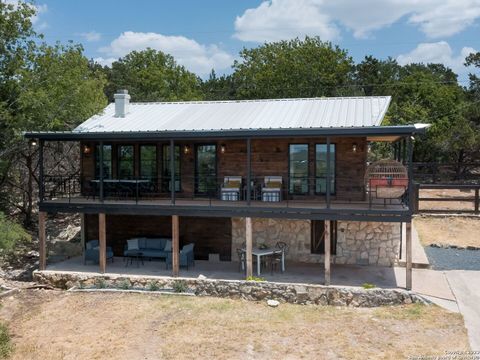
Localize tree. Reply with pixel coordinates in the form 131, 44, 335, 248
201, 70, 237, 100
355, 56, 400, 96
105, 49, 203, 102
231, 37, 355, 99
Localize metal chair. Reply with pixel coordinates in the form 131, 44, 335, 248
236, 248, 246, 272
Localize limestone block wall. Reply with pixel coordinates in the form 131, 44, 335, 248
231, 218, 401, 267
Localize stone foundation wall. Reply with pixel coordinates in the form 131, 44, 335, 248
231, 218, 401, 267
33, 271, 423, 307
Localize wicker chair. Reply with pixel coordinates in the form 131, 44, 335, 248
365, 160, 408, 206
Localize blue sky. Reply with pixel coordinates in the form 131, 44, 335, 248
33, 0, 480, 82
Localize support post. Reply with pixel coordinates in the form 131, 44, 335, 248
170, 140, 175, 205
81, 213, 86, 265
406, 221, 412, 290
99, 213, 106, 273
172, 215, 179, 277
38, 211, 46, 270
324, 220, 331, 285
407, 136, 414, 212
245, 217, 253, 278
246, 138, 251, 205
326, 137, 331, 208
99, 141, 104, 203
39, 139, 45, 202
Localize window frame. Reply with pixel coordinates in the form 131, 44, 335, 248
194, 143, 217, 196
314, 143, 336, 195
94, 144, 113, 180
139, 144, 158, 180
162, 144, 181, 192
117, 144, 135, 179
288, 143, 309, 195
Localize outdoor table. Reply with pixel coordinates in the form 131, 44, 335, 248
242, 247, 285, 275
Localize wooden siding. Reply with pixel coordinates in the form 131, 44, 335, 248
85, 214, 232, 261
81, 137, 367, 201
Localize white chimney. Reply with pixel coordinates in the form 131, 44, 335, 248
114, 89, 130, 117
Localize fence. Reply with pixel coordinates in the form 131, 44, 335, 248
413, 183, 480, 214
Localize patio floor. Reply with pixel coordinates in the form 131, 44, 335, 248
47, 256, 408, 288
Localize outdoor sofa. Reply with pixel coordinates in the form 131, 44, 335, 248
123, 237, 172, 260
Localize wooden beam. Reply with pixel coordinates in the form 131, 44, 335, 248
245, 217, 253, 278
405, 221, 412, 290
38, 211, 46, 271
172, 215, 179, 277
81, 213, 86, 265
324, 220, 331, 285
99, 213, 106, 273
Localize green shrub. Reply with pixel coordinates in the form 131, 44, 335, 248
0, 212, 31, 251
147, 281, 160, 291
362, 283, 376, 289
246, 276, 265, 282
94, 278, 107, 289
172, 280, 188, 293
118, 279, 131, 290
0, 323, 12, 359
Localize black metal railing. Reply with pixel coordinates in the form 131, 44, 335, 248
41, 174, 411, 212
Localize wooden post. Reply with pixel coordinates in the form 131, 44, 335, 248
38, 211, 46, 271
81, 213, 86, 265
324, 220, 331, 285
326, 137, 331, 209
406, 221, 412, 290
99, 213, 106, 273
245, 217, 253, 278
172, 215, 179, 277
246, 138, 251, 205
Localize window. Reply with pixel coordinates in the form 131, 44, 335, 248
118, 145, 134, 179
311, 220, 337, 255
140, 145, 157, 179
195, 144, 217, 195
289, 144, 309, 194
94, 144, 112, 179
315, 144, 335, 194
162, 144, 181, 192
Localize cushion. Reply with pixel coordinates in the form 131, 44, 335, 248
182, 243, 194, 253
127, 238, 139, 251
145, 238, 166, 250
224, 180, 241, 188
86, 240, 98, 250
266, 181, 282, 189
164, 240, 172, 252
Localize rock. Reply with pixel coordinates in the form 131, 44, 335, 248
197, 274, 207, 279
267, 299, 280, 307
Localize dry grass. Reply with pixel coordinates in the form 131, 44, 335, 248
0, 289, 470, 359
415, 216, 480, 248
419, 189, 477, 212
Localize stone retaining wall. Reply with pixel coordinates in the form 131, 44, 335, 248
33, 270, 423, 307
231, 218, 401, 267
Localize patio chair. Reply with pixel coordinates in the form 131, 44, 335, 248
84, 239, 114, 265
268, 242, 289, 274
166, 243, 195, 270
236, 248, 246, 272
221, 176, 242, 201
261, 176, 283, 202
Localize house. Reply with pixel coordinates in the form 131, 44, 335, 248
25, 90, 428, 289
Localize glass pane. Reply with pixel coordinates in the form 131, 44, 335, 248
196, 145, 216, 194
140, 145, 157, 179
315, 144, 335, 194
162, 145, 180, 191
118, 145, 134, 179
95, 145, 112, 179
289, 144, 308, 194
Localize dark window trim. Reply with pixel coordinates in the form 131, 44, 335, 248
117, 144, 135, 179
139, 144, 158, 180
311, 220, 337, 255
314, 142, 337, 196
161, 143, 182, 192
194, 143, 217, 196
288, 143, 309, 195
94, 143, 113, 179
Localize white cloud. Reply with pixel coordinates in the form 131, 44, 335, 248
98, 31, 234, 76
397, 41, 477, 74
234, 0, 480, 42
79, 31, 101, 42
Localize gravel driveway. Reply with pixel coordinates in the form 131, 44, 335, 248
425, 247, 480, 270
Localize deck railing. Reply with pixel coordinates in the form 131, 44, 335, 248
41, 174, 412, 212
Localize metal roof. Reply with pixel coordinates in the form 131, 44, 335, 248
73, 96, 392, 133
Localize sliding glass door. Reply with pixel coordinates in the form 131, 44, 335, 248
195, 145, 217, 195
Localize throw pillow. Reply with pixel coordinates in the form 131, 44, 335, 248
164, 240, 172, 252
266, 181, 282, 189
127, 238, 139, 251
